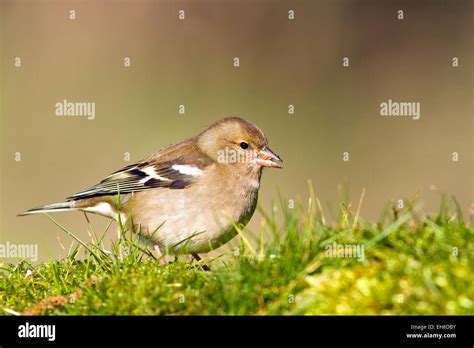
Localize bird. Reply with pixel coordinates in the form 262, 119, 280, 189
18, 117, 283, 262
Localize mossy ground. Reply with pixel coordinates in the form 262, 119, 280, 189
1, 190, 473, 315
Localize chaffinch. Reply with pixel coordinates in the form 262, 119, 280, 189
19, 117, 282, 259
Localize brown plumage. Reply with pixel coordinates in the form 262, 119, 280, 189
19, 117, 283, 256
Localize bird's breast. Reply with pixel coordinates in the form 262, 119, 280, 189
129, 171, 260, 254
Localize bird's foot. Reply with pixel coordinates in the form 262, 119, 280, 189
192, 253, 211, 271
153, 244, 166, 266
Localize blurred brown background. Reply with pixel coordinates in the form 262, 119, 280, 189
1, 0, 472, 262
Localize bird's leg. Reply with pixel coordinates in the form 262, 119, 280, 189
153, 244, 166, 266
192, 253, 211, 271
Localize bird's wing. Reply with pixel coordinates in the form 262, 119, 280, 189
68, 141, 213, 201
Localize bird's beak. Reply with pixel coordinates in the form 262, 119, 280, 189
256, 147, 283, 168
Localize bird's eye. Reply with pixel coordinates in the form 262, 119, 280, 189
240, 142, 249, 150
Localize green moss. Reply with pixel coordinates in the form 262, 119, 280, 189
1, 192, 472, 315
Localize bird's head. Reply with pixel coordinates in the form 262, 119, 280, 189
197, 116, 283, 170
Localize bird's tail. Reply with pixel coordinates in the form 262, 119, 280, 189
17, 201, 77, 216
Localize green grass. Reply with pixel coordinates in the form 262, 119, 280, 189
1, 188, 473, 315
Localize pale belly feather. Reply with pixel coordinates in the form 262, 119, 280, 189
129, 180, 259, 254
